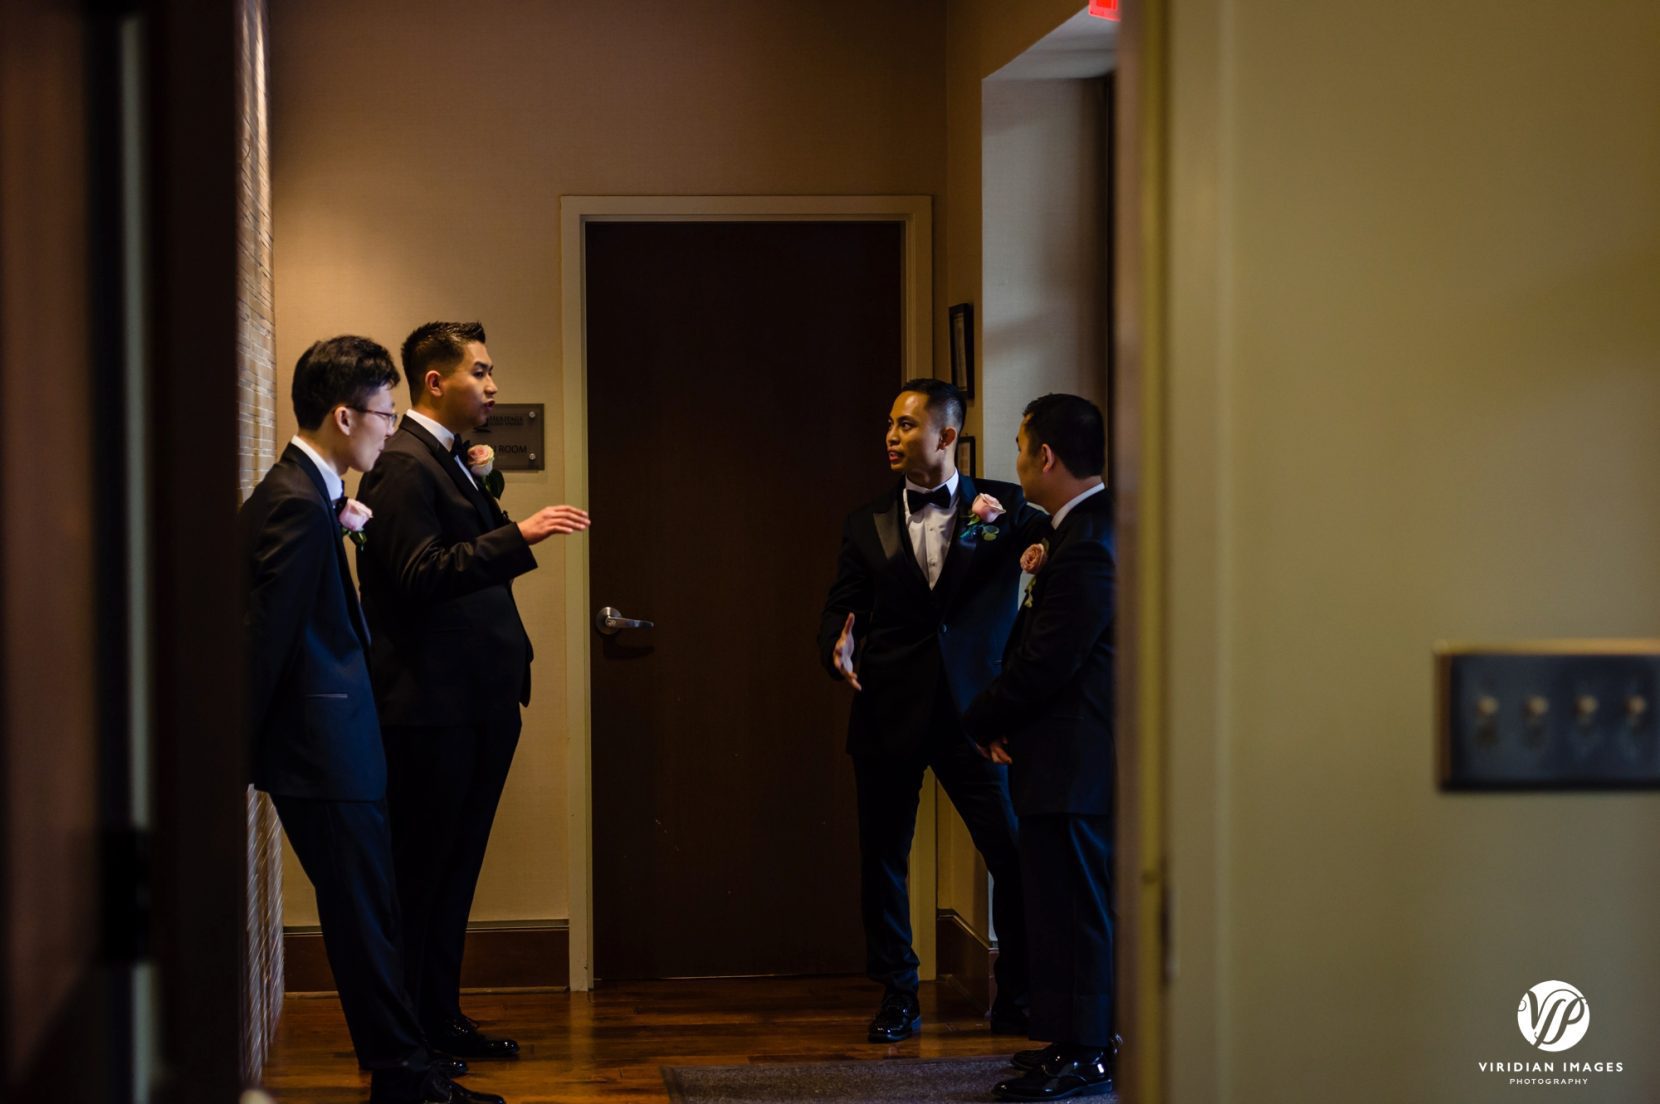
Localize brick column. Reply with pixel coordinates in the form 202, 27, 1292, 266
234, 0, 281, 1084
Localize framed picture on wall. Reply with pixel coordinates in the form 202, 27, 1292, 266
949, 302, 975, 399
956, 434, 977, 478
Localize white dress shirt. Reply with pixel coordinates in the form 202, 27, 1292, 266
902, 471, 959, 589
1049, 482, 1106, 532
290, 435, 344, 505
404, 408, 478, 488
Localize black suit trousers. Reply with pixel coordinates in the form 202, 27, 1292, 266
272, 796, 427, 1070
384, 709, 521, 1029
851, 692, 1027, 1004
1020, 813, 1115, 1047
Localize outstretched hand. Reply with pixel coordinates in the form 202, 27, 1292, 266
518, 505, 591, 545
833, 611, 862, 691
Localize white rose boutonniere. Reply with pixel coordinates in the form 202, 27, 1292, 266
467, 444, 506, 500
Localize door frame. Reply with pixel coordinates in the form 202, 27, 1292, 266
559, 195, 934, 990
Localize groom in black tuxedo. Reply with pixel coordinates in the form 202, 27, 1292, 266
356, 322, 589, 1060
964, 393, 1117, 1102
241, 336, 499, 1104
819, 378, 1048, 1043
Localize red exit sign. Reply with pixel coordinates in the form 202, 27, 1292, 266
1088, 0, 1120, 19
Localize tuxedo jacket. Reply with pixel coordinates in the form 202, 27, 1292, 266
355, 418, 537, 728
818, 475, 1049, 759
240, 445, 384, 800
962, 488, 1115, 816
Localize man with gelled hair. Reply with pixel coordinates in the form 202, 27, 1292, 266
356, 321, 588, 1062
819, 378, 1048, 1044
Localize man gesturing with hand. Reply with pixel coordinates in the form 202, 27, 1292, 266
357, 321, 588, 1064
819, 378, 1048, 1044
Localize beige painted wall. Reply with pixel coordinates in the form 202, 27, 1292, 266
981, 77, 1107, 481
1167, 2, 1660, 1101
271, 0, 947, 926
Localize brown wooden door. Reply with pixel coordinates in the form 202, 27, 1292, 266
586, 220, 902, 980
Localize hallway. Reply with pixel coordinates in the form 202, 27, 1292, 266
262, 977, 1019, 1102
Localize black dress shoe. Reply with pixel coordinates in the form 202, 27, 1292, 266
427, 1074, 506, 1104
434, 1057, 469, 1079
1013, 1033, 1121, 1071
994, 1047, 1113, 1101
429, 1018, 521, 1060
1011, 1042, 1065, 1072
866, 994, 922, 1043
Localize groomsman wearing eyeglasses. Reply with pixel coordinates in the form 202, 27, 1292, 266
241, 335, 499, 1104
355, 322, 588, 1061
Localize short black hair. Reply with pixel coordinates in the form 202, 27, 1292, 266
1021, 393, 1105, 477
402, 321, 487, 401
291, 335, 401, 431
897, 377, 964, 432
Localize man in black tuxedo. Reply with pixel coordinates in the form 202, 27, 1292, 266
963, 393, 1117, 1102
241, 336, 500, 1104
356, 321, 588, 1060
819, 378, 1048, 1043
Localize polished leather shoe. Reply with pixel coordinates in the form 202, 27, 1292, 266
434, 1057, 469, 1079
994, 1047, 1113, 1100
429, 1018, 521, 1059
1013, 1033, 1121, 1071
1011, 1042, 1066, 1072
429, 1076, 505, 1104
866, 994, 922, 1043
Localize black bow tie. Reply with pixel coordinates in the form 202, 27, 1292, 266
450, 437, 471, 460
906, 487, 951, 513
332, 494, 347, 515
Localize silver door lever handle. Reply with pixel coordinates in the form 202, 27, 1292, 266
596, 606, 654, 635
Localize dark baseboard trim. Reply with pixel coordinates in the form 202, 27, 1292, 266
935, 909, 997, 1009
284, 920, 569, 993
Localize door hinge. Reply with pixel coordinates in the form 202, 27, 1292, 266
101, 825, 152, 963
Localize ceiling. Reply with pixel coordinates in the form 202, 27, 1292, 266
987, 6, 1118, 81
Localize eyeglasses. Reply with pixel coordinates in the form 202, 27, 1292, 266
350, 406, 400, 426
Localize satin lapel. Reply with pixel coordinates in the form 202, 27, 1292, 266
872, 486, 928, 589
933, 473, 979, 609
400, 419, 497, 531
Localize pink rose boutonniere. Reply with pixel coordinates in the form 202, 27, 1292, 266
958, 493, 1005, 544
1021, 538, 1050, 608
468, 444, 506, 500
338, 498, 373, 549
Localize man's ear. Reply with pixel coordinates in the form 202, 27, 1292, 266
937, 424, 958, 451
424, 368, 445, 398
331, 404, 353, 434
1040, 444, 1058, 474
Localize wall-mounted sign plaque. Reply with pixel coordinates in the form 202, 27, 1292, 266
474, 403, 545, 471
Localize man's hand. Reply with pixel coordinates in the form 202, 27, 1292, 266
833, 611, 862, 691
517, 505, 591, 545
976, 736, 1012, 765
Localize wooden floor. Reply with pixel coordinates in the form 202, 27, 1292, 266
261, 977, 1020, 1103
